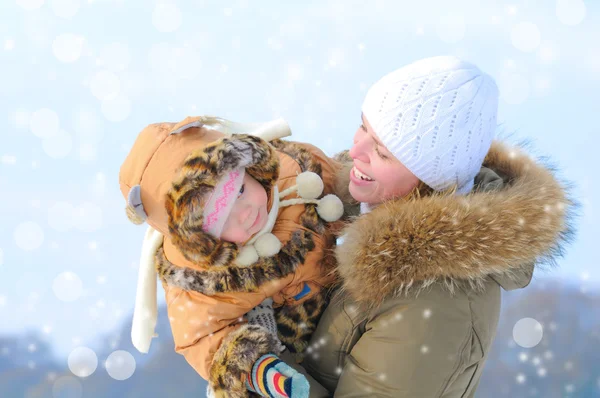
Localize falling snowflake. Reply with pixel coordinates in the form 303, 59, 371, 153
53, 34, 85, 63
519, 352, 528, 362
513, 318, 543, 348
511, 22, 541, 53
14, 221, 45, 251
152, 3, 182, 33
68, 347, 98, 378
556, 0, 587, 26
105, 350, 136, 380
53, 272, 83, 302
537, 368, 547, 377
564, 361, 574, 371
565, 384, 575, 393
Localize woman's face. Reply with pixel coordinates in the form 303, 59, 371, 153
348, 114, 420, 204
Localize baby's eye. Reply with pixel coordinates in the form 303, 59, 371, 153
238, 184, 245, 197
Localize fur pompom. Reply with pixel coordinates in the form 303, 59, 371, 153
234, 245, 259, 267
296, 171, 324, 199
317, 194, 344, 222
254, 233, 282, 257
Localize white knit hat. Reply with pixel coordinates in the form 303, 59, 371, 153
362, 56, 499, 194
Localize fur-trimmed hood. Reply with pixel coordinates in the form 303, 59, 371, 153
165, 133, 280, 268
334, 140, 576, 309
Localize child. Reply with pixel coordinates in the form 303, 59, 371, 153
119, 116, 345, 398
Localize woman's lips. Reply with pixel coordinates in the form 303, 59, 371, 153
350, 165, 375, 186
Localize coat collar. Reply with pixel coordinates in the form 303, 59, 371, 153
334, 141, 576, 309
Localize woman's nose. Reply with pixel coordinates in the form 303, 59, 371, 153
349, 133, 369, 162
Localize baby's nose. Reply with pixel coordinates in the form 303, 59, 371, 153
238, 205, 253, 224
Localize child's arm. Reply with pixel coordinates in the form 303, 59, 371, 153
159, 252, 279, 398
274, 289, 331, 362
245, 298, 311, 398
164, 285, 279, 393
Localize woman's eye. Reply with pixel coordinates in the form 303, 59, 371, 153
375, 146, 389, 160
238, 184, 245, 196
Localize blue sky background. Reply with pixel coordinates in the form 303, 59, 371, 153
0, 0, 598, 371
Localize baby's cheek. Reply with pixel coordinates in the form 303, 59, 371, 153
220, 224, 249, 244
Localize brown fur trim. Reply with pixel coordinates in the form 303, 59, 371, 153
209, 324, 280, 398
274, 289, 330, 362
270, 139, 323, 175
165, 135, 279, 268
156, 230, 315, 294
271, 140, 341, 238
336, 140, 577, 310
332, 150, 360, 218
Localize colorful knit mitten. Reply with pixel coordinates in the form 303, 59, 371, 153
246, 354, 309, 398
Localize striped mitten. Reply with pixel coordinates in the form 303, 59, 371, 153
246, 354, 309, 398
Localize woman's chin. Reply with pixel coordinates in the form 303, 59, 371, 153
349, 181, 376, 204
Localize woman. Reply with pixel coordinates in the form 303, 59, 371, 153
284, 56, 575, 397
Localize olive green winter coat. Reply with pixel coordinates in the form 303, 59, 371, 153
286, 141, 574, 397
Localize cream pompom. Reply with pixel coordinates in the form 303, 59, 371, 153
317, 194, 344, 222
254, 233, 282, 257
296, 171, 324, 199
235, 245, 259, 266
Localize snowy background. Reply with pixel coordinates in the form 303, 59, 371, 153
1, 0, 598, 397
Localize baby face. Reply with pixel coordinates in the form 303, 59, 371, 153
220, 173, 269, 243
